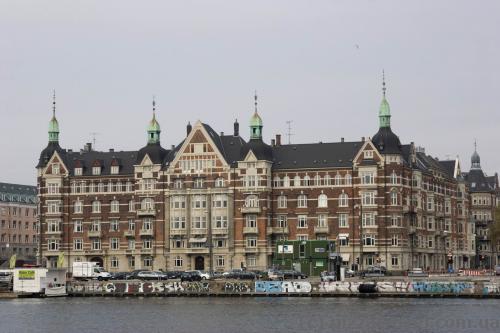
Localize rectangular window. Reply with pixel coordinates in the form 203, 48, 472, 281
110, 219, 119, 232
338, 213, 348, 228
297, 215, 308, 228
360, 172, 375, 184
74, 238, 83, 250
47, 183, 60, 194
111, 166, 119, 175
246, 237, 257, 247
245, 215, 257, 228
362, 192, 376, 206
92, 166, 101, 175
74, 220, 83, 232
362, 234, 376, 246
297, 195, 307, 208
362, 213, 376, 227
128, 239, 135, 250
143, 239, 152, 249
216, 255, 225, 267
110, 238, 119, 250
391, 234, 400, 246
317, 214, 327, 227
297, 234, 308, 241
277, 196, 287, 208
48, 239, 59, 251
128, 219, 135, 231
391, 255, 399, 267
92, 239, 101, 250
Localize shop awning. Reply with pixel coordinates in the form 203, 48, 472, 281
189, 238, 207, 243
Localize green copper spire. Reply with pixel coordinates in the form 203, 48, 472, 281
48, 90, 59, 142
249, 92, 263, 139
379, 70, 391, 128
147, 97, 161, 144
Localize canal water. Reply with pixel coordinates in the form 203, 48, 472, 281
1, 297, 499, 333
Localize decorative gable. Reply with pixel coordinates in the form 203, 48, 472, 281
43, 152, 68, 176
353, 140, 383, 166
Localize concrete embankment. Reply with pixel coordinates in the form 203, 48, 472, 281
66, 279, 500, 298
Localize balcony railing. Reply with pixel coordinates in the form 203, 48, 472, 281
314, 226, 329, 234
187, 248, 209, 254
140, 229, 154, 236
88, 230, 101, 237
244, 246, 258, 253
241, 206, 261, 214
191, 228, 207, 235
243, 227, 258, 234
266, 227, 289, 235
212, 228, 228, 235
124, 230, 135, 238
170, 229, 187, 236
137, 208, 156, 217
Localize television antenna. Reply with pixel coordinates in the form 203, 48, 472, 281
286, 120, 294, 144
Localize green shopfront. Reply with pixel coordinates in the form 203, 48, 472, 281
272, 240, 337, 276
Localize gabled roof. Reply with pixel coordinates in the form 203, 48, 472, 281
438, 160, 456, 178
272, 141, 362, 170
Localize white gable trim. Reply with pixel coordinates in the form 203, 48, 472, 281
42, 150, 68, 177
353, 140, 383, 165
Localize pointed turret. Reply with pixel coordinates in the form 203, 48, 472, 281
147, 98, 161, 144
372, 71, 401, 154
471, 141, 481, 170
48, 91, 59, 143
249, 93, 263, 139
240, 92, 273, 161
136, 97, 167, 164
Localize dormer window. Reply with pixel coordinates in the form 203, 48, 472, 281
52, 163, 60, 175
364, 150, 374, 159
92, 166, 101, 175
111, 166, 119, 175
74, 167, 83, 176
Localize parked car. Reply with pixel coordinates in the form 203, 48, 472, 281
361, 266, 386, 278
281, 270, 308, 280
495, 265, 500, 276
165, 271, 183, 279
407, 268, 429, 277
250, 270, 268, 280
320, 271, 336, 282
344, 268, 355, 278
223, 269, 244, 279
185, 270, 210, 280
110, 272, 132, 280
180, 271, 202, 282
267, 269, 283, 281
232, 271, 257, 280
130, 270, 167, 280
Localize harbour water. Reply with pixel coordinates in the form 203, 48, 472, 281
1, 297, 500, 333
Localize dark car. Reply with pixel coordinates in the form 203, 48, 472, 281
282, 270, 308, 280
130, 270, 167, 280
110, 272, 132, 280
180, 271, 202, 282
361, 266, 386, 278
165, 271, 183, 279
232, 271, 256, 280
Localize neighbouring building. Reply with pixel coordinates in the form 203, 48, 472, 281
0, 182, 38, 265
463, 146, 499, 268
37, 80, 476, 273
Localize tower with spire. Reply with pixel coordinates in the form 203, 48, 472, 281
249, 92, 263, 140
372, 71, 401, 154
147, 97, 161, 144
471, 140, 481, 170
48, 90, 59, 143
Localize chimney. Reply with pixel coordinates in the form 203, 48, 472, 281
187, 122, 192, 136
361, 137, 365, 142
341, 137, 344, 143
67, 149, 73, 153
220, 132, 224, 136
271, 139, 276, 146
276, 134, 281, 146
109, 149, 114, 152
171, 145, 175, 150
84, 143, 92, 152
233, 119, 239, 136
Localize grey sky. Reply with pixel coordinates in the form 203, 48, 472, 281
1, 0, 499, 185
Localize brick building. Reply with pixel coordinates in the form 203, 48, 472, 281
463, 146, 499, 268
37, 83, 475, 273
0, 182, 38, 265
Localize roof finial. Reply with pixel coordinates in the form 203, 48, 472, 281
52, 89, 56, 118
474, 139, 477, 152
382, 70, 386, 97
254, 90, 258, 113
152, 95, 156, 119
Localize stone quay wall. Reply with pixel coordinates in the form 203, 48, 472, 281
67, 280, 500, 297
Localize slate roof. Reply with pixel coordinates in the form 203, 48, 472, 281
240, 139, 274, 162
0, 182, 37, 204
438, 160, 456, 178
464, 169, 495, 193
65, 150, 138, 176
271, 141, 362, 170
372, 127, 402, 154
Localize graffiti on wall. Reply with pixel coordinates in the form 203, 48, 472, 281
67, 280, 500, 296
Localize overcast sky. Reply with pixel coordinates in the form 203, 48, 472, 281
1, 0, 499, 185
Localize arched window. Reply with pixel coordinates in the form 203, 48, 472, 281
278, 195, 287, 208
98, 182, 104, 193
71, 182, 77, 193
334, 174, 342, 186
74, 201, 83, 214
297, 194, 308, 208
283, 176, 290, 187
339, 193, 348, 207
110, 200, 120, 213
303, 175, 311, 186
273, 176, 282, 187
324, 174, 331, 186
129, 200, 135, 212
116, 181, 122, 192
92, 200, 101, 213
390, 172, 398, 185
126, 182, 133, 192
318, 194, 328, 208
390, 190, 398, 206
345, 174, 352, 185
294, 176, 301, 187
314, 175, 322, 186
245, 195, 259, 208
215, 177, 225, 188
141, 198, 154, 210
